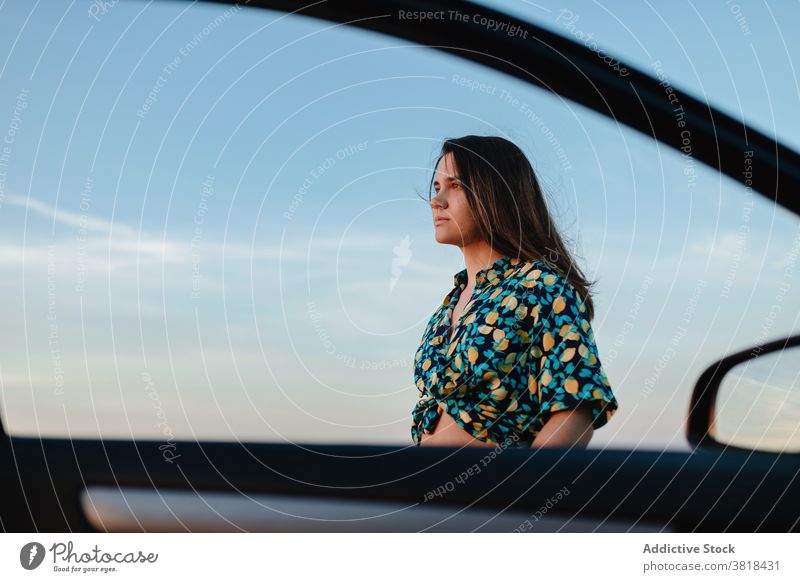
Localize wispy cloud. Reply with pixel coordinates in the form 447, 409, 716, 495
3, 193, 138, 237
0, 193, 312, 267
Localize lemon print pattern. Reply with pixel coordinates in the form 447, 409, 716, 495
411, 255, 619, 447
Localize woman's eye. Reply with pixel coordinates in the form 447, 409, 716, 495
452, 182, 460, 188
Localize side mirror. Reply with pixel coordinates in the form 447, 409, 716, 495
687, 335, 800, 454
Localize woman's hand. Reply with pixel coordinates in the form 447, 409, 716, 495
531, 402, 594, 449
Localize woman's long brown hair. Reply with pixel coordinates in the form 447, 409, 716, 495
422, 134, 599, 321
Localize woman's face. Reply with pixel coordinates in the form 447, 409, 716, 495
431, 153, 480, 247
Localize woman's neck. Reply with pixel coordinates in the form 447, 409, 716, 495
460, 242, 505, 287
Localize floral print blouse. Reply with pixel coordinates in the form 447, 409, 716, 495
411, 255, 619, 447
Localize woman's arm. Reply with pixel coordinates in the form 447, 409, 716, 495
420, 409, 497, 447
530, 401, 594, 449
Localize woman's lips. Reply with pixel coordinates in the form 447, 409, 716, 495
434, 218, 449, 226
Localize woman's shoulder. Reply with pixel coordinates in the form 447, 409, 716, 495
511, 258, 589, 320
511, 258, 569, 295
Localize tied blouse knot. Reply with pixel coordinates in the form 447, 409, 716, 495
411, 255, 619, 447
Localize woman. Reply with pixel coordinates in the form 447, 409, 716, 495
411, 135, 619, 449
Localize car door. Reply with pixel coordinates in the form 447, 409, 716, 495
1, 0, 799, 533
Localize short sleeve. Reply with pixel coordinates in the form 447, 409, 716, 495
525, 273, 619, 432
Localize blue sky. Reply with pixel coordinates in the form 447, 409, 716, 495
0, 0, 798, 452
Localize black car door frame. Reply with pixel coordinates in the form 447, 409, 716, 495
1, 0, 798, 533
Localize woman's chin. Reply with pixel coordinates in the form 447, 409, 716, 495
435, 225, 454, 243
435, 231, 454, 244
435, 231, 465, 246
